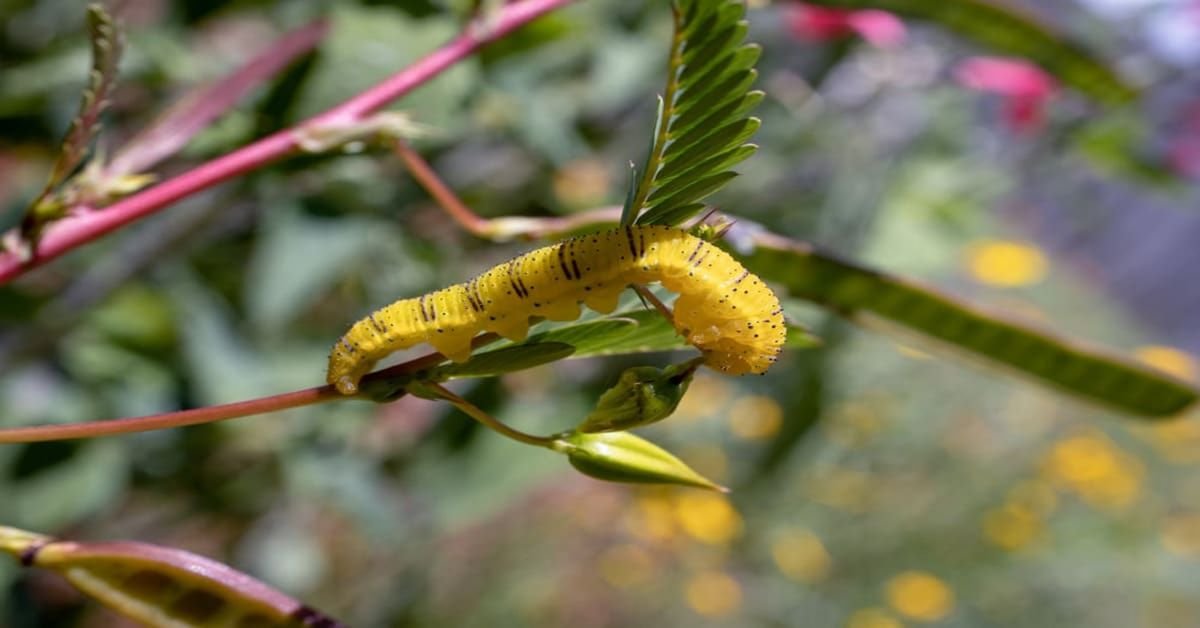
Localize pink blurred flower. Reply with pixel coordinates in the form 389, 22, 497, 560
1167, 102, 1200, 179
954, 56, 1058, 134
785, 4, 906, 48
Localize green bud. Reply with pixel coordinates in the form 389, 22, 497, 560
555, 430, 726, 492
577, 360, 699, 433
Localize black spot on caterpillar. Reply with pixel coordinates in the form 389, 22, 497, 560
327, 225, 786, 395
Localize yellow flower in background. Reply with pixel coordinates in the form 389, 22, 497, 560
804, 468, 876, 513
680, 444, 730, 485
626, 493, 678, 542
552, 159, 611, 210
1162, 514, 1200, 557
847, 607, 905, 628
772, 527, 832, 584
674, 492, 743, 545
1042, 433, 1143, 510
598, 543, 657, 589
1145, 419, 1200, 465
685, 570, 743, 618
673, 373, 732, 422
982, 503, 1043, 551
1006, 479, 1059, 517
827, 402, 888, 448
965, 239, 1048, 287
885, 571, 955, 622
1134, 345, 1198, 382
728, 395, 784, 440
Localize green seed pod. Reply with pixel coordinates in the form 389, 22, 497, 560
555, 430, 726, 492
577, 360, 699, 433
0, 525, 342, 627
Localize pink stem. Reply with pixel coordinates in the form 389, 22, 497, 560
0, 386, 341, 443
0, 0, 575, 284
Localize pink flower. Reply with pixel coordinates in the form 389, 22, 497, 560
1167, 101, 1200, 179
785, 4, 906, 48
954, 56, 1058, 134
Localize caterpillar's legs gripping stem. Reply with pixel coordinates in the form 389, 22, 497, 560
632, 284, 675, 327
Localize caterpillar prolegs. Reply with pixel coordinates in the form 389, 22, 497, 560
327, 225, 786, 395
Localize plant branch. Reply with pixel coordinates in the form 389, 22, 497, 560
390, 140, 622, 240
0, 386, 340, 443
0, 0, 577, 284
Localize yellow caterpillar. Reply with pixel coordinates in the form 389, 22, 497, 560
327, 225, 785, 395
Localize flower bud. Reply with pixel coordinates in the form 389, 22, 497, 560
577, 361, 698, 433
555, 430, 726, 492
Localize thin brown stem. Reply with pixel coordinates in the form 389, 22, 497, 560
423, 382, 556, 447
391, 140, 489, 235
0, 386, 340, 443
391, 139, 623, 241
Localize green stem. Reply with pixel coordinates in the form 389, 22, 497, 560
627, 2, 685, 215
423, 382, 557, 447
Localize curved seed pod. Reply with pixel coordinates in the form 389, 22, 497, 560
741, 231, 1198, 418
577, 359, 701, 433
0, 526, 342, 628
554, 430, 726, 492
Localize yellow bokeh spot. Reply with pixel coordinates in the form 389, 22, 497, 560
552, 159, 611, 210
674, 374, 732, 421
982, 503, 1043, 551
827, 402, 887, 448
805, 468, 876, 513
626, 494, 678, 542
1161, 514, 1200, 557
1135, 345, 1198, 382
1146, 419, 1200, 465
885, 571, 955, 622
1042, 433, 1143, 510
1006, 480, 1058, 517
728, 395, 784, 440
772, 528, 832, 584
895, 343, 932, 360
965, 239, 1048, 287
673, 492, 743, 545
598, 543, 657, 589
685, 570, 743, 618
847, 607, 905, 628
681, 444, 730, 485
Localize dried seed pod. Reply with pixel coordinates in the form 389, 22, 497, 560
1, 526, 342, 627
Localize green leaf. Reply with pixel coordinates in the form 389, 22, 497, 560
620, 0, 763, 227
740, 233, 1198, 418
431, 342, 576, 379
802, 0, 1138, 105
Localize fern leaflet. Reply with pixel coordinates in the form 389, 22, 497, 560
621, 0, 763, 227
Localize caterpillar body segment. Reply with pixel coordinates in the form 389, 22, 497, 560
327, 226, 786, 395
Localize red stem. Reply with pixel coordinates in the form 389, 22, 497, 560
0, 0, 575, 284
0, 386, 341, 443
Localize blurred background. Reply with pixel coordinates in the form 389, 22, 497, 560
2, 0, 1200, 626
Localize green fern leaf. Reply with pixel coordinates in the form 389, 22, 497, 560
18, 4, 123, 250
49, 4, 124, 191
621, 0, 763, 227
